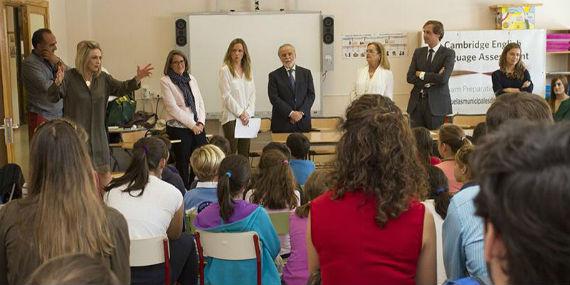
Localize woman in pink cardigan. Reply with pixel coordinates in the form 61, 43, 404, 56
160, 50, 207, 188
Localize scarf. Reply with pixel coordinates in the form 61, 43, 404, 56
167, 69, 198, 121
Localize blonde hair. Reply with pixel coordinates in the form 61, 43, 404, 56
28, 119, 114, 263
368, 42, 391, 70
223, 38, 252, 80
75, 40, 102, 78
190, 144, 226, 181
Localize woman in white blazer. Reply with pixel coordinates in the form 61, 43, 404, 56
352, 42, 394, 100
219, 38, 255, 157
160, 50, 207, 188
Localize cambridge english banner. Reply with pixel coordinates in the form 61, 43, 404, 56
442, 29, 546, 114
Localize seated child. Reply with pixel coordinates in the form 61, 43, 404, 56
184, 144, 225, 212
286, 133, 316, 185
194, 155, 281, 285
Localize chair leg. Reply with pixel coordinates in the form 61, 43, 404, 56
253, 235, 262, 285
194, 232, 205, 285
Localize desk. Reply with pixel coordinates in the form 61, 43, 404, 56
271, 131, 342, 144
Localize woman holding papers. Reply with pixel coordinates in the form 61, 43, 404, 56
351, 42, 394, 100
161, 49, 207, 188
219, 38, 256, 157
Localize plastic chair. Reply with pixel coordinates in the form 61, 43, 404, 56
130, 236, 171, 285
194, 230, 262, 285
268, 211, 291, 236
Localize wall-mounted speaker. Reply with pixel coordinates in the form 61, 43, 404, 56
321, 15, 334, 72
174, 18, 189, 55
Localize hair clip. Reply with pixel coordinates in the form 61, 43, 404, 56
282, 160, 289, 165
225, 171, 232, 178
436, 187, 445, 195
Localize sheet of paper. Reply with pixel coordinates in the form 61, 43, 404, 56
234, 118, 261, 138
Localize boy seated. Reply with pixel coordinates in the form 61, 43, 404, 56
286, 133, 315, 185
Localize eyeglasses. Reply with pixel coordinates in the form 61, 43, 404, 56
171, 60, 185, 65
366, 49, 379, 54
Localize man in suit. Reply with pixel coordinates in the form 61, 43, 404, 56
268, 44, 315, 133
407, 20, 456, 130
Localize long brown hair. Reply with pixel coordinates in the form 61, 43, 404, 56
549, 75, 569, 110
27, 119, 114, 262
217, 155, 251, 222
334, 94, 428, 227
223, 38, 252, 80
295, 170, 336, 218
251, 149, 298, 210
439, 124, 469, 154
499, 42, 526, 81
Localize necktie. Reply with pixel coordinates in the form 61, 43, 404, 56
426, 49, 434, 72
288, 69, 295, 89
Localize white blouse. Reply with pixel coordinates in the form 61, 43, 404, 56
352, 65, 394, 100
160, 75, 206, 129
218, 65, 256, 125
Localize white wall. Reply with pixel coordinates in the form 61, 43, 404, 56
48, 0, 570, 116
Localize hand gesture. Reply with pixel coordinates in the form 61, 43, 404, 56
191, 125, 202, 135
439, 67, 445, 74
290, 111, 303, 123
54, 65, 65, 86
41, 49, 60, 65
239, 112, 250, 126
135, 64, 154, 82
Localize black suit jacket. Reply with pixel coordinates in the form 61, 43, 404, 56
268, 66, 315, 133
406, 46, 455, 116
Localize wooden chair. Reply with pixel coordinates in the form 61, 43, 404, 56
195, 230, 262, 285
311, 116, 342, 131
130, 236, 171, 285
451, 114, 486, 129
120, 130, 149, 150
268, 211, 291, 236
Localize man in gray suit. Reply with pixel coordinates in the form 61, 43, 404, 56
407, 20, 455, 130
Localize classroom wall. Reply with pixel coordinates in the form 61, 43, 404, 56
48, 0, 570, 117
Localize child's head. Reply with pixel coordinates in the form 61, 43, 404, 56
252, 149, 298, 210
217, 154, 251, 222
208, 135, 231, 156
471, 122, 487, 145
295, 170, 336, 218
438, 124, 469, 158
156, 135, 176, 164
262, 142, 291, 159
412, 127, 434, 165
286, 133, 311, 160
427, 165, 451, 219
454, 143, 475, 183
190, 144, 225, 182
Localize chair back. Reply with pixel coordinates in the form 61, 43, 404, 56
311, 117, 342, 131
121, 130, 148, 144
451, 114, 486, 129
195, 230, 262, 285
259, 118, 271, 133
268, 211, 291, 235
130, 235, 171, 284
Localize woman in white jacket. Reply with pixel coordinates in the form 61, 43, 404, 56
219, 38, 255, 157
160, 50, 207, 188
352, 42, 394, 100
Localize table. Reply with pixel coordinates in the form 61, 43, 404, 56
271, 131, 342, 145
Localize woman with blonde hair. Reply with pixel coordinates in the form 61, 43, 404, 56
492, 42, 533, 96
0, 119, 130, 285
352, 42, 394, 99
307, 95, 436, 285
219, 38, 256, 157
49, 40, 153, 189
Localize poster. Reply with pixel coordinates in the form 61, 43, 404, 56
342, 33, 407, 59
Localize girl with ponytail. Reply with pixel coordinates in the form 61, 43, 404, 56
436, 124, 471, 193
104, 137, 198, 285
194, 154, 281, 285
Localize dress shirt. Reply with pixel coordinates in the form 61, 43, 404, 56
443, 184, 489, 282
419, 42, 442, 81
352, 65, 394, 99
218, 65, 255, 125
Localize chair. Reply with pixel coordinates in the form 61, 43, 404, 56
120, 130, 149, 150
249, 118, 272, 160
268, 211, 291, 235
130, 236, 171, 285
194, 230, 262, 285
185, 209, 198, 234
451, 114, 486, 129
311, 116, 342, 131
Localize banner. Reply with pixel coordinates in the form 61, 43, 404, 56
342, 33, 408, 59
442, 29, 546, 114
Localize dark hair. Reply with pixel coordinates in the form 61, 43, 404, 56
471, 122, 487, 145
486, 92, 553, 133
549, 75, 569, 108
155, 135, 175, 164
499, 42, 526, 81
473, 120, 570, 285
32, 28, 52, 48
334, 95, 428, 227
209, 135, 231, 155
295, 170, 336, 218
438, 124, 470, 154
412, 127, 434, 166
286, 133, 310, 160
105, 137, 168, 196
25, 253, 120, 285
427, 165, 450, 219
424, 20, 444, 40
262, 142, 291, 159
217, 155, 251, 222
251, 150, 298, 210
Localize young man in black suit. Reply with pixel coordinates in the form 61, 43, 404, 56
407, 20, 456, 130
268, 44, 315, 133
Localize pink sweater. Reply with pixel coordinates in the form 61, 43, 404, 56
436, 160, 463, 193
281, 213, 309, 285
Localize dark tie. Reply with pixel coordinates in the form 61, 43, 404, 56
288, 69, 296, 89
426, 48, 434, 72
